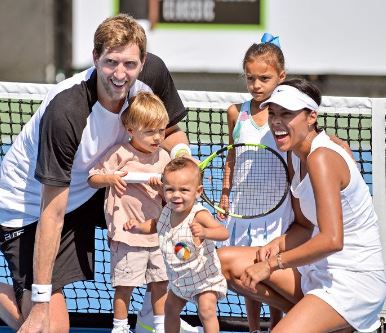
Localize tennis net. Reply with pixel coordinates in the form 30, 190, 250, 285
0, 81, 385, 330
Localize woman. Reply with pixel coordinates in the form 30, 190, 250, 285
218, 78, 386, 333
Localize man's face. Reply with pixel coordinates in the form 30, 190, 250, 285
93, 44, 144, 112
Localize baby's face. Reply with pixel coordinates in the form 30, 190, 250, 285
163, 169, 202, 213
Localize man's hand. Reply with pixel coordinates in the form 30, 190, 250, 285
17, 303, 49, 333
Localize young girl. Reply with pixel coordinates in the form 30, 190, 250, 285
219, 79, 386, 333
218, 33, 292, 332
88, 92, 170, 333
126, 157, 229, 333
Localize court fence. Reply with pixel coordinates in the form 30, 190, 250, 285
0, 81, 385, 330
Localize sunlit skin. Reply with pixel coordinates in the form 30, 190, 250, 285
93, 44, 145, 113
245, 59, 286, 113
128, 126, 167, 154
163, 169, 203, 219
268, 103, 318, 159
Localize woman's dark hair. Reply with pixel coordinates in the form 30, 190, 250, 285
280, 78, 322, 106
280, 78, 322, 131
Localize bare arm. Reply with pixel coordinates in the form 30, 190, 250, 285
218, 104, 239, 219
124, 218, 157, 234
34, 185, 69, 283
161, 124, 189, 153
18, 185, 69, 333
267, 148, 348, 271
329, 135, 354, 160
190, 210, 229, 241
88, 173, 127, 197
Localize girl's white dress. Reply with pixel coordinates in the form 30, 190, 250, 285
219, 100, 293, 247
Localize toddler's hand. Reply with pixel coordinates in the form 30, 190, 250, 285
109, 170, 128, 197
148, 176, 163, 191
123, 219, 140, 231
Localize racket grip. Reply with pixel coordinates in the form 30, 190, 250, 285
118, 172, 162, 183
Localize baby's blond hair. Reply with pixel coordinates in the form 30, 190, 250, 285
121, 92, 169, 130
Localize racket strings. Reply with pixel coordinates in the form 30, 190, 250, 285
202, 146, 289, 218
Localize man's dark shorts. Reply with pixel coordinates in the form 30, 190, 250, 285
0, 189, 106, 307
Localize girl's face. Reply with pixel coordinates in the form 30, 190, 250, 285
128, 126, 166, 154
163, 169, 203, 214
268, 103, 317, 153
244, 58, 285, 103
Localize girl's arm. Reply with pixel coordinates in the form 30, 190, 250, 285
190, 210, 229, 241
218, 103, 240, 219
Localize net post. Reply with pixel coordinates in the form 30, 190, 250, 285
371, 98, 386, 319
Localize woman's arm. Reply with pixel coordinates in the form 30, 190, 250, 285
268, 148, 349, 271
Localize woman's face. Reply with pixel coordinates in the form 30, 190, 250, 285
268, 103, 317, 152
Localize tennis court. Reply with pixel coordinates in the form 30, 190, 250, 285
0, 82, 385, 331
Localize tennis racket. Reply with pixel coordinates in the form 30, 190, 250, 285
198, 143, 289, 219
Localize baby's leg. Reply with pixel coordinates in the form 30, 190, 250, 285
196, 291, 219, 333
164, 291, 186, 333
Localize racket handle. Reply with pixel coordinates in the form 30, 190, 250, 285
117, 172, 161, 183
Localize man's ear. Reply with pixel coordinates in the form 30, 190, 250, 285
140, 52, 147, 71
92, 49, 98, 66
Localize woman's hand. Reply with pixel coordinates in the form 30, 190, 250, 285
256, 237, 282, 262
240, 261, 271, 292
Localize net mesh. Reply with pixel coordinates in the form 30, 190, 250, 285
0, 83, 380, 330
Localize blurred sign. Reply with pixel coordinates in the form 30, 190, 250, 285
158, 0, 261, 25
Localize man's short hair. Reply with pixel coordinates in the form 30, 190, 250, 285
94, 13, 147, 60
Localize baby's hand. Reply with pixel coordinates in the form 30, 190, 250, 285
123, 219, 140, 231
190, 222, 206, 239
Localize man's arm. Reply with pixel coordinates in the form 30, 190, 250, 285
162, 124, 189, 153
18, 185, 68, 333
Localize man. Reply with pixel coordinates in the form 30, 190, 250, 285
0, 14, 192, 333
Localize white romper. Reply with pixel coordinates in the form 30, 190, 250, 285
219, 100, 293, 247
157, 203, 227, 303
292, 131, 386, 332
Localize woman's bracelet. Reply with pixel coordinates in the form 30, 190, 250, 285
31, 284, 52, 302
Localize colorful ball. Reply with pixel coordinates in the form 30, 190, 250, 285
174, 242, 191, 261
